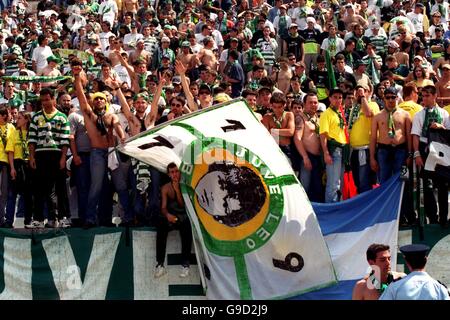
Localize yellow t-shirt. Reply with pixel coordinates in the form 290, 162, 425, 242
398, 100, 423, 120
350, 101, 380, 148
319, 107, 347, 145
444, 105, 450, 115
5, 128, 28, 161
0, 123, 16, 164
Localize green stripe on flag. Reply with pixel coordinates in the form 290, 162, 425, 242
234, 255, 252, 300
325, 50, 337, 89
265, 174, 298, 187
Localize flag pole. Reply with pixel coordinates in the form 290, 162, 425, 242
414, 162, 425, 241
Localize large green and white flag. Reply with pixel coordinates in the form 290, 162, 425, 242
118, 99, 337, 299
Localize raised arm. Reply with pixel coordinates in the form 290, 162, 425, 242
72, 65, 93, 117
175, 60, 198, 111
115, 49, 140, 92
145, 78, 166, 129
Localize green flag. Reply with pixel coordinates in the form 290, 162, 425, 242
325, 50, 337, 89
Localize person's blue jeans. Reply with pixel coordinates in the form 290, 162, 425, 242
300, 152, 324, 202
377, 144, 407, 184
85, 148, 109, 225
73, 152, 91, 223
111, 157, 133, 223
148, 167, 161, 224
325, 147, 343, 203
351, 148, 372, 194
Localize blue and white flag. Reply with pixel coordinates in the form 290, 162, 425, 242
118, 99, 337, 299
294, 174, 403, 300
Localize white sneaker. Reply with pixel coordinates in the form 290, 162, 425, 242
180, 266, 190, 278
59, 218, 72, 228
154, 265, 167, 278
26, 220, 45, 229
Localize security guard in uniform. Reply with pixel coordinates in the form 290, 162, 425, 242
380, 244, 450, 300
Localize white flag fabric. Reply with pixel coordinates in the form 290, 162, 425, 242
117, 99, 337, 299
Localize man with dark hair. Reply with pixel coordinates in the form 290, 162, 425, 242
411, 84, 450, 227
353, 243, 405, 300
262, 92, 295, 165
31, 33, 52, 73
28, 88, 70, 228
224, 50, 245, 98
320, 87, 348, 203
294, 92, 323, 202
380, 244, 449, 300
154, 162, 192, 279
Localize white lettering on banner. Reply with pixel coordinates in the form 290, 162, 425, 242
251, 156, 262, 168
181, 163, 193, 175
264, 169, 275, 179
265, 213, 280, 224
0, 238, 32, 300
269, 185, 281, 194
256, 228, 271, 242
132, 231, 169, 300
42, 233, 121, 300
246, 238, 256, 249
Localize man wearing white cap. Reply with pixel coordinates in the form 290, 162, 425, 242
301, 16, 321, 74
293, 0, 313, 31
273, 4, 291, 56
407, 3, 425, 36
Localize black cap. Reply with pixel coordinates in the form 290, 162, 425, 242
330, 87, 343, 96
199, 84, 212, 93
384, 86, 398, 96
400, 244, 430, 257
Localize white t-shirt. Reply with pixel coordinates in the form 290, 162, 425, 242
99, 31, 115, 52
98, 0, 118, 26
31, 45, 53, 73
113, 65, 131, 87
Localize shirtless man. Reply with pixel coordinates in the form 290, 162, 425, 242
107, 37, 126, 67
352, 243, 406, 300
72, 61, 126, 228
38, 55, 62, 87
262, 92, 295, 165
370, 87, 411, 184
272, 57, 292, 94
129, 39, 150, 66
122, 0, 138, 16
294, 93, 323, 202
198, 37, 218, 71
342, 4, 368, 31
177, 41, 199, 74
154, 162, 192, 279
436, 63, 450, 107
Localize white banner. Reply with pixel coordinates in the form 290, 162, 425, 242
118, 99, 337, 299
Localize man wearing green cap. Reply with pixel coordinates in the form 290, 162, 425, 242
37, 55, 62, 87
177, 41, 199, 75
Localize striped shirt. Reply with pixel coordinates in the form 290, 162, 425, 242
256, 37, 278, 67
28, 110, 70, 152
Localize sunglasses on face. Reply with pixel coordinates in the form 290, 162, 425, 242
171, 103, 182, 107
385, 95, 396, 100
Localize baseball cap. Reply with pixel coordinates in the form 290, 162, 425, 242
388, 40, 399, 49
384, 86, 398, 96
172, 76, 181, 84
181, 41, 190, 47
442, 63, 450, 70
413, 55, 423, 61
306, 17, 316, 24
161, 36, 170, 42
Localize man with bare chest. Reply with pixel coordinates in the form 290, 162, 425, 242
262, 92, 295, 166
352, 244, 405, 300
177, 41, 199, 74
436, 64, 450, 107
198, 37, 218, 71
294, 93, 323, 202
370, 87, 411, 184
122, 0, 138, 15
72, 62, 126, 228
